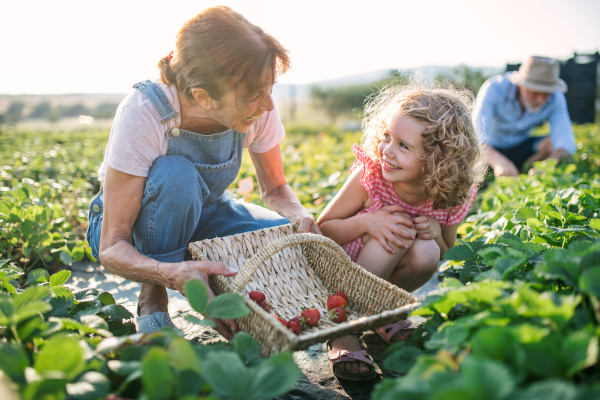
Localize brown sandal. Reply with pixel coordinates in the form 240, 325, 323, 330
326, 341, 377, 381
376, 320, 416, 344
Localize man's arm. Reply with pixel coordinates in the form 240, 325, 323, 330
547, 92, 577, 160
472, 79, 519, 177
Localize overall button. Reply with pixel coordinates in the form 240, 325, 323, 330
92, 205, 100, 212
171, 128, 180, 137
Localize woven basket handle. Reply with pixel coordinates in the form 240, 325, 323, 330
230, 233, 351, 293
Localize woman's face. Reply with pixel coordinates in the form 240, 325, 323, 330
211, 85, 275, 133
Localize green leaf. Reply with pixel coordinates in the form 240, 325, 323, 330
578, 268, 600, 297
14, 285, 51, 309
493, 257, 526, 279
247, 351, 303, 400
97, 292, 116, 305
60, 250, 73, 266
590, 218, 600, 231
527, 218, 543, 228
0, 343, 30, 382
99, 304, 134, 321
205, 293, 251, 319
184, 279, 210, 314
443, 245, 475, 261
107, 360, 141, 376
474, 270, 501, 281
168, 338, 201, 374
383, 346, 423, 373
79, 315, 110, 331
66, 371, 110, 400
562, 330, 599, 377
514, 379, 578, 400
516, 207, 537, 220
24, 268, 49, 286
460, 356, 516, 400
142, 347, 173, 400
233, 332, 260, 364
35, 335, 86, 380
184, 314, 216, 327
439, 278, 463, 289
49, 270, 70, 287
204, 351, 249, 400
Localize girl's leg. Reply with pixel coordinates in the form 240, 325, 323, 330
330, 223, 416, 376
388, 238, 440, 292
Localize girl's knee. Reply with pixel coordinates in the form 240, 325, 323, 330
402, 239, 439, 273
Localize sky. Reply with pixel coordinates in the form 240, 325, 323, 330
1, 0, 599, 94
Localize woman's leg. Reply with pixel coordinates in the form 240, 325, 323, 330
133, 155, 209, 316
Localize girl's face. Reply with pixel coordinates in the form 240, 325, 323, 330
377, 113, 428, 185
211, 84, 274, 133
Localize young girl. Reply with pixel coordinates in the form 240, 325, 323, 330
317, 83, 485, 380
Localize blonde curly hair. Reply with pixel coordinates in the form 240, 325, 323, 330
361, 81, 485, 209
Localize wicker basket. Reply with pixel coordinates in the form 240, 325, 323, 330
188, 223, 420, 356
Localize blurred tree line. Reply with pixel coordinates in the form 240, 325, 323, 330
0, 101, 119, 126
310, 65, 492, 122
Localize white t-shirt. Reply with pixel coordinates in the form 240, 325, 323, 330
97, 80, 285, 182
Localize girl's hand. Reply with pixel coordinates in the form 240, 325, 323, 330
292, 210, 322, 235
413, 215, 441, 240
364, 205, 416, 253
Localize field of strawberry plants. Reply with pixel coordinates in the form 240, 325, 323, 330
1, 123, 599, 399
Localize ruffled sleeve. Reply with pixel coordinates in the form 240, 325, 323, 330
350, 144, 383, 211
445, 185, 478, 226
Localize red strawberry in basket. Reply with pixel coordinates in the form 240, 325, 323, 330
334, 291, 348, 302
249, 291, 266, 303
327, 295, 347, 310
329, 307, 348, 323
288, 321, 301, 335
288, 316, 300, 326
271, 313, 288, 327
300, 308, 320, 326
258, 300, 271, 312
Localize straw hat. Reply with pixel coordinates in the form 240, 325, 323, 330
509, 56, 567, 93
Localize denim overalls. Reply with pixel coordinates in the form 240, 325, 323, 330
86, 80, 288, 263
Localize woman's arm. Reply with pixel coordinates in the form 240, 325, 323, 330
249, 144, 320, 234
317, 167, 414, 252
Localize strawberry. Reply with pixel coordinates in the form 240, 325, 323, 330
300, 308, 320, 326
271, 313, 288, 327
288, 321, 301, 335
327, 295, 347, 310
249, 291, 266, 303
334, 291, 348, 302
329, 307, 348, 323
288, 316, 300, 326
258, 300, 271, 312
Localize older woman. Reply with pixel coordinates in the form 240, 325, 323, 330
86, 6, 319, 339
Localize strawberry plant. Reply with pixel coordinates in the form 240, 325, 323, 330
374, 124, 600, 399
0, 260, 302, 399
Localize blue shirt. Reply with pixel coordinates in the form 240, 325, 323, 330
472, 72, 576, 155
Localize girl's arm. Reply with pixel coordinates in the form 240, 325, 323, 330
439, 224, 460, 258
318, 166, 415, 251
413, 216, 460, 259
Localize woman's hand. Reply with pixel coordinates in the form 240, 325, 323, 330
413, 215, 441, 240
363, 205, 416, 253
292, 210, 322, 234
163, 260, 239, 339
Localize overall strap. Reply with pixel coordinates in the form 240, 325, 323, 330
132, 80, 179, 124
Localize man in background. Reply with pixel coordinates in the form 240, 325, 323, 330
473, 56, 576, 177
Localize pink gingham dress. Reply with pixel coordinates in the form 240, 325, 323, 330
342, 145, 478, 262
